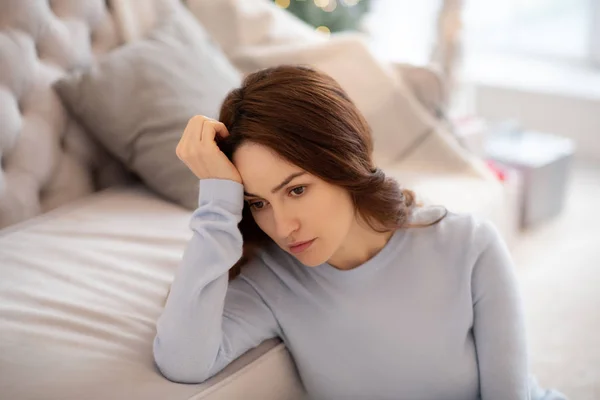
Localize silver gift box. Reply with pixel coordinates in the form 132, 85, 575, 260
485, 129, 576, 229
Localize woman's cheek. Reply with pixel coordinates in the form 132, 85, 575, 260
253, 210, 273, 235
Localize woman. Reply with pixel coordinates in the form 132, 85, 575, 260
153, 65, 565, 400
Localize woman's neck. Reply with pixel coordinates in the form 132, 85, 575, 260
327, 217, 395, 271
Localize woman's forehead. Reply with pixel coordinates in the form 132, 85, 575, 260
233, 143, 307, 191
233, 142, 289, 170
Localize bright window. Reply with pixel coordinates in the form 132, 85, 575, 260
463, 0, 592, 62
364, 0, 597, 66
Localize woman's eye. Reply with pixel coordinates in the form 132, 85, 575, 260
249, 200, 266, 210
290, 186, 306, 196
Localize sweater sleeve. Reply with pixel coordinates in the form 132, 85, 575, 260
153, 179, 281, 383
471, 221, 531, 400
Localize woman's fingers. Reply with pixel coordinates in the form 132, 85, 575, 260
176, 115, 241, 183
177, 115, 203, 156
200, 118, 230, 145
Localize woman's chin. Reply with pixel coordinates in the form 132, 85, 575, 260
294, 251, 332, 268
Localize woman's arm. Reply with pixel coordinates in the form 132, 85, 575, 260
471, 221, 530, 400
153, 179, 280, 383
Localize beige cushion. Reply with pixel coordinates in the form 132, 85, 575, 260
0, 187, 305, 400
0, 0, 133, 230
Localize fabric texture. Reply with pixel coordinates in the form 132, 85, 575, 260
54, 5, 242, 210
0, 0, 130, 229
0, 184, 304, 400
154, 178, 567, 400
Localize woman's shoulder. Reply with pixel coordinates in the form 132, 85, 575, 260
404, 206, 508, 277
409, 206, 504, 252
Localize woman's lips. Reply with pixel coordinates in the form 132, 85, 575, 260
289, 238, 316, 254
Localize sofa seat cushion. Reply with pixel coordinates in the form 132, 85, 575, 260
0, 185, 304, 400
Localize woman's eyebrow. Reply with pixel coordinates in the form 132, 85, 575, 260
243, 172, 306, 198
271, 172, 306, 193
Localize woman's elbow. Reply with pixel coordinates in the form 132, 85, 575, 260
153, 335, 213, 384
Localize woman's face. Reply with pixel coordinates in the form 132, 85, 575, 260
233, 142, 355, 267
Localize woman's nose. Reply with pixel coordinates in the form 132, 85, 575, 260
273, 207, 300, 239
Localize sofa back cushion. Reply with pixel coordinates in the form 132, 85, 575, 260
0, 0, 129, 229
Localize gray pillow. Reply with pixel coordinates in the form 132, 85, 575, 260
54, 6, 241, 209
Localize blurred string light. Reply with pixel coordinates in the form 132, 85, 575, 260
315, 25, 331, 37
275, 0, 291, 8
273, 0, 368, 33
322, 0, 337, 13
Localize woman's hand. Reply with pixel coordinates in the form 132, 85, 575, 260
176, 115, 242, 184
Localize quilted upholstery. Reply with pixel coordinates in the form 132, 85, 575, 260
0, 0, 130, 229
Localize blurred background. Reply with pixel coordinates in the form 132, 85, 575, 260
275, 0, 600, 160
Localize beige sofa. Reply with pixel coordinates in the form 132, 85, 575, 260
0, 1, 517, 399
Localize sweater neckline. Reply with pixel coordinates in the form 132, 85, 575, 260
307, 206, 446, 281
311, 228, 405, 281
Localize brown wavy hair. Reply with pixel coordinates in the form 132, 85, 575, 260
217, 65, 445, 279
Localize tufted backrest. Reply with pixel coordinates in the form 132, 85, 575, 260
0, 0, 133, 229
